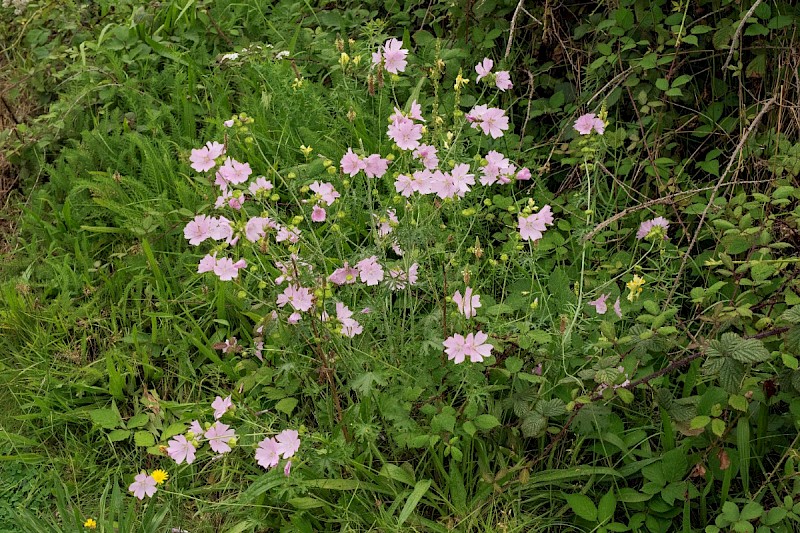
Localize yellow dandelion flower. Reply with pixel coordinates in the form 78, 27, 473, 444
83, 518, 97, 529
150, 469, 169, 485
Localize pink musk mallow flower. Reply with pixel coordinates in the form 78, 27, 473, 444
184, 214, 214, 245
340, 148, 364, 176
166, 435, 197, 465
573, 113, 605, 135
214, 258, 247, 281
129, 471, 158, 500
336, 302, 363, 337
245, 216, 277, 243
373, 38, 408, 74
209, 216, 234, 241
387, 117, 423, 151
363, 154, 390, 178
518, 205, 555, 242
588, 293, 610, 315
443, 331, 494, 364
276, 285, 314, 312
309, 181, 340, 205
212, 395, 233, 419
284, 461, 292, 477
516, 168, 532, 181
613, 297, 623, 318
248, 176, 273, 195
495, 71, 513, 91
190, 141, 225, 173
476, 107, 509, 138
215, 157, 252, 186
453, 287, 481, 318
275, 226, 301, 244
255, 437, 280, 469
275, 429, 301, 458
395, 174, 415, 197
311, 205, 327, 222
329, 262, 359, 285
356, 256, 384, 286
205, 422, 236, 454
413, 144, 439, 170
475, 57, 493, 81
636, 216, 670, 240
198, 254, 217, 274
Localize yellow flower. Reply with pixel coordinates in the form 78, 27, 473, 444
83, 518, 97, 529
626, 275, 645, 302
454, 69, 469, 90
300, 145, 313, 158
339, 52, 350, 67
150, 469, 169, 485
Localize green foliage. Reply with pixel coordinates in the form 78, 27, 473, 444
2, 0, 800, 532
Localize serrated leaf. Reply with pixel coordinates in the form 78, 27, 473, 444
708, 333, 771, 363
108, 429, 130, 442
472, 414, 500, 431
598, 490, 617, 523
521, 413, 547, 437
535, 398, 566, 417
711, 418, 726, 437
780, 306, 800, 324
134, 431, 155, 447
127, 413, 149, 429
275, 397, 298, 415
565, 493, 597, 522
690, 415, 710, 429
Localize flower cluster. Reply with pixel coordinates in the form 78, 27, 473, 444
474, 58, 513, 91
573, 113, 606, 135
255, 429, 300, 475
371, 38, 409, 75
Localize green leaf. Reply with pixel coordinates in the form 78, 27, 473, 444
504, 357, 523, 374
536, 399, 566, 417
472, 414, 500, 431
690, 415, 710, 429
598, 490, 617, 523
162, 422, 187, 440
739, 502, 763, 521
108, 429, 131, 442
134, 431, 155, 447
431, 413, 456, 434
565, 493, 597, 522
127, 413, 149, 429
275, 397, 298, 415
707, 333, 771, 363
711, 418, 726, 437
398, 480, 432, 526
616, 388, 634, 404
728, 395, 747, 411
90, 408, 121, 429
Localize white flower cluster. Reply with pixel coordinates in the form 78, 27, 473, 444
2, 0, 32, 15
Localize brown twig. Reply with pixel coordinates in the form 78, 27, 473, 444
722, 0, 765, 74
204, 9, 234, 48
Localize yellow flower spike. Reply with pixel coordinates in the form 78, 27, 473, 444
299, 145, 313, 158
150, 469, 169, 485
454, 69, 470, 91
83, 518, 97, 529
339, 52, 350, 67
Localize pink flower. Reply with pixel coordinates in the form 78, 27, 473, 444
588, 293, 610, 314
453, 287, 481, 317
212, 395, 233, 419
475, 58, 493, 81
309, 181, 340, 205
255, 437, 280, 469
495, 71, 512, 91
518, 205, 554, 242
413, 144, 439, 170
224, 119, 234, 128
311, 205, 327, 222
205, 422, 235, 454
450, 164, 475, 197
228, 195, 245, 210
516, 168, 531, 181
198, 254, 217, 273
374, 209, 398, 237
248, 176, 273, 195
387, 117, 423, 151
329, 262, 359, 285
209, 216, 233, 241
636, 216, 670, 240
409, 100, 424, 121
129, 471, 158, 500
287, 312, 302, 324
245, 216, 277, 243
379, 38, 408, 74
166, 435, 196, 465
613, 297, 623, 318
188, 420, 203, 436
363, 154, 390, 178
275, 226, 301, 243
573, 113, 605, 135
395, 174, 415, 197
276, 285, 314, 312
216, 157, 252, 186
465, 331, 493, 363
275, 429, 301, 458
480, 151, 515, 186
190, 142, 225, 173
476, 107, 509, 138
284, 461, 292, 477
184, 215, 214, 245
214, 257, 246, 281
340, 148, 364, 176
356, 256, 384, 286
